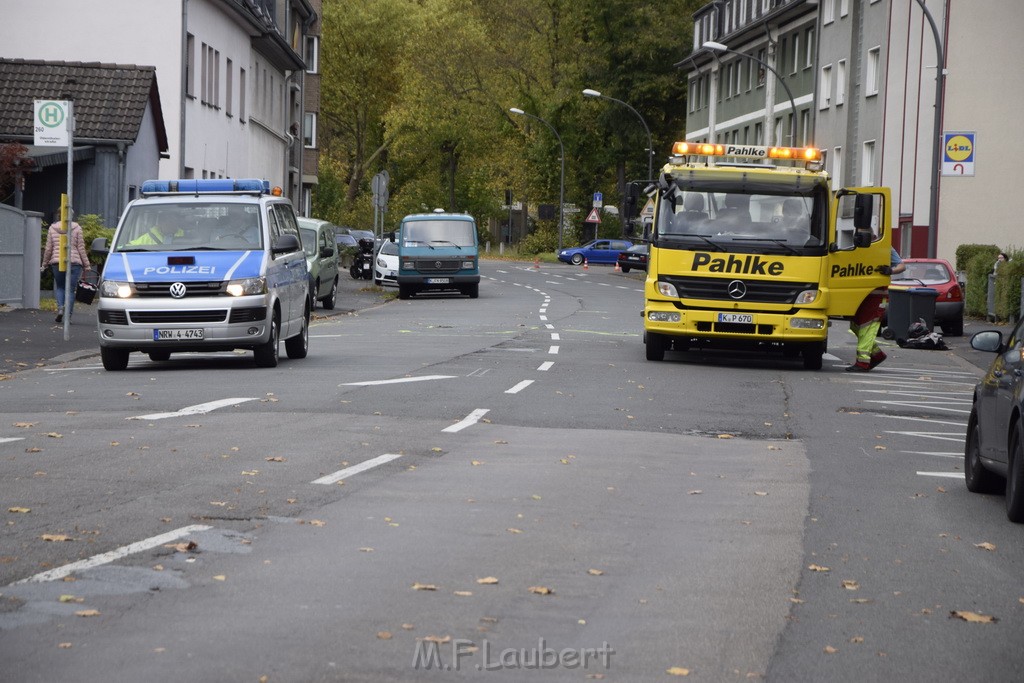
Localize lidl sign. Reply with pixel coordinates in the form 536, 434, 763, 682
942, 131, 974, 176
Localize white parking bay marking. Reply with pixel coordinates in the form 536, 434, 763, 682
549, 346, 560, 354
312, 453, 403, 485
443, 408, 490, 433
506, 380, 534, 394
13, 524, 212, 585
341, 375, 456, 386
129, 397, 258, 421
917, 471, 965, 479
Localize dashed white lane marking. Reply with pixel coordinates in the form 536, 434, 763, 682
885, 430, 965, 443
442, 408, 490, 433
549, 346, 560, 354
312, 453, 403, 485
129, 397, 258, 421
0, 437, 24, 445
917, 471, 964, 479
551, 333, 560, 341
538, 361, 554, 371
545, 324, 554, 329
12, 524, 212, 585
342, 375, 456, 386
539, 316, 548, 321
505, 380, 534, 394
901, 450, 960, 459
875, 414, 968, 427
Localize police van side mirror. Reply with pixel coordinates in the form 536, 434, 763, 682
273, 233, 301, 255
91, 237, 109, 255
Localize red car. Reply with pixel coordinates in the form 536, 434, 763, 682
890, 257, 964, 336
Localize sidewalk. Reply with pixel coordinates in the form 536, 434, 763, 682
0, 274, 394, 376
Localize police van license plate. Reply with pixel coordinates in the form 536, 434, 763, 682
154, 328, 204, 340
716, 313, 753, 324
426, 278, 450, 284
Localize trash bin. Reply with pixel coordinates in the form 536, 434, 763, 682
886, 286, 938, 342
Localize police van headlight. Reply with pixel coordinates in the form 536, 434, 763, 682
226, 276, 267, 297
795, 289, 819, 304
100, 280, 134, 298
790, 317, 825, 329
656, 282, 679, 297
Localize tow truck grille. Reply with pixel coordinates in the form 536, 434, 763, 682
661, 276, 814, 304
413, 259, 462, 273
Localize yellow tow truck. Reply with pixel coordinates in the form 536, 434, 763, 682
638, 142, 892, 369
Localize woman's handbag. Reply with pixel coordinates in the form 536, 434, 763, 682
75, 268, 99, 305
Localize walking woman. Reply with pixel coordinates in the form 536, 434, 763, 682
41, 210, 91, 323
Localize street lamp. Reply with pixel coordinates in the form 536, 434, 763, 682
509, 107, 566, 251
915, 0, 945, 259
582, 88, 654, 180
703, 40, 798, 146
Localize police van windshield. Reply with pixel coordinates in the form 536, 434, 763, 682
114, 204, 263, 251
656, 186, 826, 255
402, 220, 476, 248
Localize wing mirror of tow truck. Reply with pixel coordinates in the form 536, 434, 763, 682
852, 194, 875, 248
386, 231, 396, 243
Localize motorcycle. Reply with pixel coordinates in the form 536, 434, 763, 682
349, 237, 376, 280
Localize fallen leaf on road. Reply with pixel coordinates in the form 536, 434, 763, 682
402, 623, 415, 630
666, 667, 691, 676
494, 440, 508, 444
842, 580, 860, 590
790, 598, 804, 604
59, 595, 84, 603
477, 577, 499, 585
974, 542, 996, 552
688, 490, 703, 495
41, 534, 73, 542
717, 434, 733, 439
412, 582, 438, 591
528, 586, 553, 595
265, 456, 286, 462
824, 645, 838, 654
309, 520, 326, 527
471, 460, 484, 466
164, 541, 197, 553
359, 547, 374, 553
46, 432, 63, 438
808, 564, 830, 572
8, 507, 30, 513
421, 635, 451, 644
874, 445, 886, 450
453, 591, 473, 597
213, 575, 226, 581
75, 610, 101, 617
950, 610, 998, 623
12, 422, 36, 428
25, 447, 42, 453
506, 528, 522, 534
58, 643, 72, 649
377, 631, 392, 640
754, 491, 768, 496
850, 636, 864, 644
850, 598, 873, 604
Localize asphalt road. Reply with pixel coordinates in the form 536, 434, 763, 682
0, 261, 1020, 682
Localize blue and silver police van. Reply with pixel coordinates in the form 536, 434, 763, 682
393, 210, 480, 300
92, 178, 310, 370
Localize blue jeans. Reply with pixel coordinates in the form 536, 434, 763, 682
52, 263, 83, 316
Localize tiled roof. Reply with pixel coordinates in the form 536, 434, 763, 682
0, 58, 163, 145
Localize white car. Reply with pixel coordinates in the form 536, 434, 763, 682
374, 239, 399, 287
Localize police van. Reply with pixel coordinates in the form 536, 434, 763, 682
92, 178, 310, 370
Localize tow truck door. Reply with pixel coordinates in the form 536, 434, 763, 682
827, 187, 893, 317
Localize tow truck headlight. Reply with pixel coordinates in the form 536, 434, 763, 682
656, 282, 679, 297
226, 276, 267, 297
461, 259, 475, 269
790, 317, 825, 329
648, 311, 681, 323
795, 289, 819, 304
100, 280, 134, 298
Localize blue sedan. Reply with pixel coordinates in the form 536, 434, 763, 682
558, 239, 634, 266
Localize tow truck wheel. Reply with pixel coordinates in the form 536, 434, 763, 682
802, 341, 824, 370
399, 284, 412, 299
645, 332, 667, 361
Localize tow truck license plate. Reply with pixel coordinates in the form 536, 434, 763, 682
717, 313, 753, 324
426, 277, 450, 284
154, 328, 204, 340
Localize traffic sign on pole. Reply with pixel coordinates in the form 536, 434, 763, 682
593, 191, 603, 208
585, 207, 601, 223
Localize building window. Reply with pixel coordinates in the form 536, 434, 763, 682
754, 122, 763, 145
822, 0, 835, 25
836, 59, 846, 106
747, 54, 754, 91
819, 64, 832, 109
774, 117, 783, 146
861, 140, 876, 186
200, 42, 208, 104
840, 0, 850, 17
866, 46, 880, 96
756, 49, 766, 86
805, 28, 815, 68
303, 112, 317, 148
791, 33, 799, 75
239, 68, 247, 121
800, 110, 809, 146
226, 58, 233, 116
305, 35, 319, 74
186, 34, 195, 97
213, 49, 220, 108
832, 147, 843, 188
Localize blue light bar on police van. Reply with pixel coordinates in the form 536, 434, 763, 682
140, 178, 270, 195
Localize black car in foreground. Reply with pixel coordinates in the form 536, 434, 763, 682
966, 319, 1024, 522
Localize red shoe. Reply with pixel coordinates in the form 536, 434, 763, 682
869, 351, 887, 369
845, 361, 871, 372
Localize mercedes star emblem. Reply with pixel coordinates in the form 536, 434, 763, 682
727, 280, 747, 299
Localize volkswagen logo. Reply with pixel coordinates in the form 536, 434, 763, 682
169, 282, 187, 299
726, 280, 747, 300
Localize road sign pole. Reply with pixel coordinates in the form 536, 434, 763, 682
63, 101, 74, 341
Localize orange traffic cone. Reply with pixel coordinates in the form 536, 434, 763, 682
583, 258, 589, 270
614, 260, 621, 272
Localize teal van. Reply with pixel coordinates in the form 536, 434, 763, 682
393, 210, 480, 299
